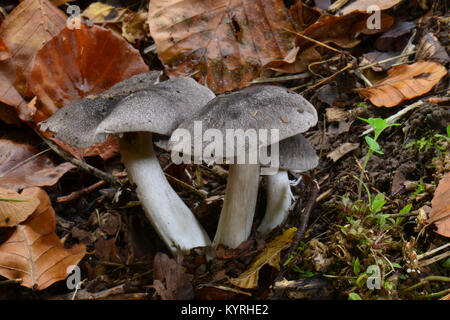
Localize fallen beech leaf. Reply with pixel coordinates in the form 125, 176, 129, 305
327, 142, 360, 162
298, 12, 393, 50
358, 61, 447, 107
0, 0, 67, 98
29, 23, 148, 159
151, 252, 193, 300
427, 173, 450, 237
0, 187, 40, 227
148, 0, 297, 93
0, 38, 27, 124
0, 187, 86, 290
0, 139, 75, 190
229, 228, 296, 289
416, 33, 450, 64
339, 0, 403, 15
374, 21, 415, 52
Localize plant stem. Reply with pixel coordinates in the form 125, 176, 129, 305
358, 148, 373, 201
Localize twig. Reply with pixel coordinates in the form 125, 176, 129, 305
360, 100, 425, 137
419, 250, 450, 267
56, 180, 106, 203
418, 242, 450, 260
251, 72, 311, 84
328, 0, 350, 12
165, 173, 208, 198
402, 276, 450, 293
358, 51, 417, 71
35, 130, 121, 187
302, 60, 355, 94
285, 29, 342, 54
0, 278, 22, 286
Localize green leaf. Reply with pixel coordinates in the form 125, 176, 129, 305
348, 292, 363, 300
370, 193, 386, 213
447, 124, 450, 138
365, 136, 383, 154
399, 204, 412, 214
442, 258, 450, 269
392, 263, 402, 269
353, 257, 361, 276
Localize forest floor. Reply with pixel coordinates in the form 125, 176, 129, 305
0, 0, 448, 300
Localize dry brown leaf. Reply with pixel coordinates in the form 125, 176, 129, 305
358, 61, 447, 107
0, 38, 27, 124
148, 0, 298, 93
427, 173, 450, 237
416, 33, 450, 64
0, 139, 75, 191
327, 142, 360, 162
229, 227, 296, 289
0, 187, 86, 290
339, 0, 403, 15
151, 252, 194, 300
0, 187, 40, 227
0, 0, 67, 100
29, 23, 148, 159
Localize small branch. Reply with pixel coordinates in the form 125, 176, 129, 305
328, 0, 350, 12
56, 180, 106, 203
302, 60, 355, 94
360, 100, 425, 137
0, 278, 22, 286
358, 51, 417, 71
419, 250, 450, 267
402, 276, 450, 293
252, 72, 311, 84
165, 173, 208, 198
418, 242, 450, 260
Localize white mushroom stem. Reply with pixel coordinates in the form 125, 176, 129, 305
257, 170, 291, 235
213, 164, 260, 248
119, 132, 211, 254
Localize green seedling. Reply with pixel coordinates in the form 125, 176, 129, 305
357, 118, 401, 200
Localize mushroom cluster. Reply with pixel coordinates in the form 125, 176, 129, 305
41, 73, 318, 254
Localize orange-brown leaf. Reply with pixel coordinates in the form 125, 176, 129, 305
0, 0, 67, 98
148, 0, 297, 93
358, 61, 447, 107
0, 139, 75, 191
0, 38, 27, 124
0, 187, 40, 227
427, 173, 450, 238
0, 187, 86, 290
29, 23, 148, 159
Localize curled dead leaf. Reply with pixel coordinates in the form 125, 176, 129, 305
0, 187, 40, 227
229, 228, 296, 289
427, 173, 450, 237
358, 61, 447, 107
0, 187, 86, 290
0, 139, 75, 190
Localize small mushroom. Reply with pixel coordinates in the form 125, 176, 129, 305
257, 134, 318, 236
170, 85, 318, 248
40, 73, 216, 254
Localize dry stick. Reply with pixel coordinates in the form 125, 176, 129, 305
274, 178, 320, 284
418, 242, 450, 260
251, 72, 311, 84
302, 61, 355, 94
56, 180, 106, 203
328, 0, 350, 12
35, 130, 120, 187
360, 100, 425, 137
165, 173, 208, 198
0, 278, 22, 286
419, 250, 450, 267
358, 51, 417, 71
402, 276, 450, 293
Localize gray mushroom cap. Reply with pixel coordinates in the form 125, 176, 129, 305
273, 134, 319, 171
169, 85, 318, 159
39, 73, 215, 148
